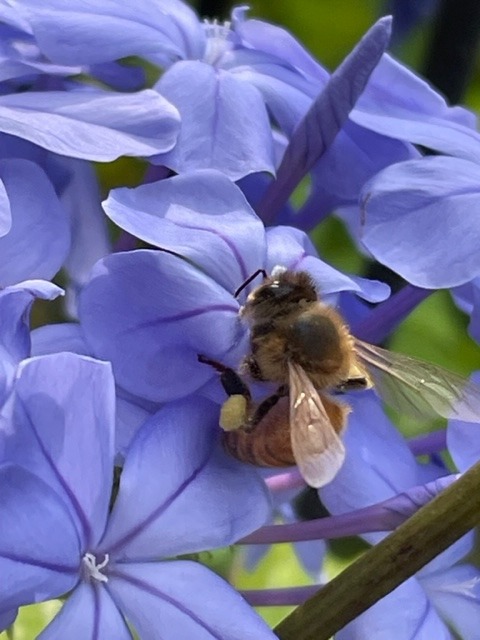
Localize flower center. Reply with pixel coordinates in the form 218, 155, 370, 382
82, 552, 110, 583
202, 18, 233, 65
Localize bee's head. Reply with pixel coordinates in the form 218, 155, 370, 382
241, 267, 317, 318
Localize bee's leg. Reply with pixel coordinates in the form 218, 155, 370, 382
198, 354, 253, 431
245, 385, 288, 432
197, 354, 251, 399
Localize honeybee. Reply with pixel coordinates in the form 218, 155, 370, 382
199, 266, 480, 488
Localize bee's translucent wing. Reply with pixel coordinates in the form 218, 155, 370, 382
355, 339, 480, 422
288, 361, 345, 488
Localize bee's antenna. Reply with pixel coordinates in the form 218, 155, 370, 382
234, 268, 267, 298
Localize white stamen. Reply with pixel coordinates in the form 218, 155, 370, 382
203, 18, 233, 65
82, 552, 110, 583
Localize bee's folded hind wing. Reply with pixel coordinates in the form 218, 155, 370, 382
288, 361, 346, 488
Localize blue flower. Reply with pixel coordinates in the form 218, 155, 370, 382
79, 170, 389, 404
0, 352, 274, 638
359, 154, 480, 288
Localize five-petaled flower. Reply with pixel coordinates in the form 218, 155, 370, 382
0, 353, 274, 638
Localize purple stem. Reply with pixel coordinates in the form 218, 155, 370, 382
240, 474, 457, 544
239, 504, 392, 544
241, 585, 320, 607
352, 284, 432, 343
408, 429, 447, 456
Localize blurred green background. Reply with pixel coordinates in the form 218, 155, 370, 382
5, 0, 480, 637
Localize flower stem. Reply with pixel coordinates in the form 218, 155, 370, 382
274, 464, 480, 640
239, 504, 390, 544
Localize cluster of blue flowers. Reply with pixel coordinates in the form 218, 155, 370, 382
1, 1, 480, 638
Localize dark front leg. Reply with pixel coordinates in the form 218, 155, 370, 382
245, 385, 289, 432
197, 354, 252, 400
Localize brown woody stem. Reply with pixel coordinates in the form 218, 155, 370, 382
275, 461, 480, 640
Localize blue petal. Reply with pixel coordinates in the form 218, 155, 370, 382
109, 560, 277, 640
294, 539, 326, 577
419, 532, 474, 576
0, 176, 10, 236
0, 280, 62, 362
0, 20, 82, 83
31, 323, 90, 357
0, 280, 62, 402
0, 5, 32, 33
447, 372, 480, 471
99, 397, 271, 560
5, 353, 115, 548
353, 53, 480, 163
79, 250, 246, 402
232, 7, 329, 84
61, 159, 111, 305
38, 582, 131, 640
29, 323, 158, 459
0, 608, 17, 633
299, 121, 417, 224
104, 169, 266, 293
337, 577, 451, 640
423, 564, 480, 640
0, 159, 70, 286
361, 156, 480, 288
152, 61, 275, 179
0, 90, 180, 160
0, 464, 79, 611
463, 282, 480, 345
226, 48, 314, 137
265, 226, 390, 302
16, 0, 205, 65
320, 393, 418, 544
452, 278, 476, 316
114, 389, 159, 462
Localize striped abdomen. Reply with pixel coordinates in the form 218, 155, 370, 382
222, 396, 295, 467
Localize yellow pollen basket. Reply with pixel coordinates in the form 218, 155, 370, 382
219, 394, 248, 431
